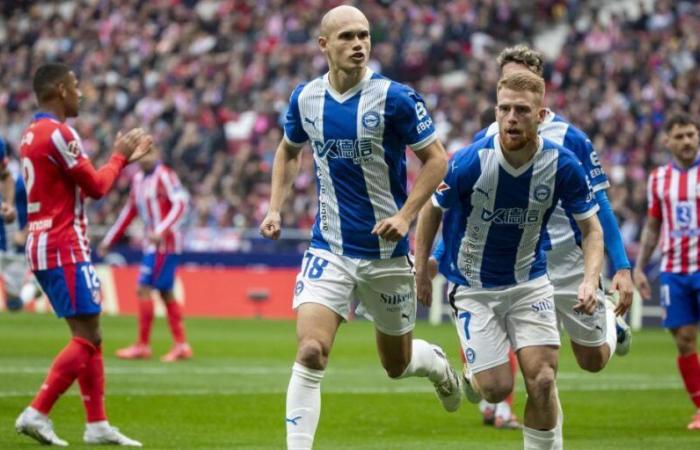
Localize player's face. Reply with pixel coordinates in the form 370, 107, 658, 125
60, 72, 82, 118
666, 123, 700, 166
496, 88, 545, 152
320, 18, 371, 73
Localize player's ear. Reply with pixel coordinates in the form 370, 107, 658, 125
318, 35, 328, 54
537, 107, 546, 124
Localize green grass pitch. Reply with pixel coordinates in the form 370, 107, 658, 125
1, 313, 699, 449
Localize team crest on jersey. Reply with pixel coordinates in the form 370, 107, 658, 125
295, 280, 304, 296
436, 182, 450, 194
465, 348, 476, 364
362, 111, 381, 130
66, 140, 82, 158
534, 184, 551, 202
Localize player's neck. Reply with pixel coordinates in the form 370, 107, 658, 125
499, 138, 539, 168
674, 155, 699, 170
328, 67, 366, 94
38, 102, 67, 122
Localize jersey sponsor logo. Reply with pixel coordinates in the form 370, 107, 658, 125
480, 207, 541, 227
361, 111, 380, 130
28, 219, 52, 232
380, 292, 412, 305
531, 299, 554, 313
312, 139, 373, 164
534, 184, 551, 202
416, 116, 433, 135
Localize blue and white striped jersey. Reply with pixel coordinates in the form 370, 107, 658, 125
284, 68, 436, 259
433, 135, 598, 288
474, 109, 608, 251
0, 164, 28, 253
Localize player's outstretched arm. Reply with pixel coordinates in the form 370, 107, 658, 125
415, 201, 443, 307
575, 214, 604, 315
633, 216, 661, 300
259, 140, 303, 240
372, 140, 447, 241
71, 129, 152, 199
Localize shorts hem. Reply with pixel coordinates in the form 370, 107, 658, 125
293, 298, 349, 321
567, 336, 606, 347
373, 323, 415, 337
512, 340, 561, 352
663, 320, 700, 329
469, 355, 511, 375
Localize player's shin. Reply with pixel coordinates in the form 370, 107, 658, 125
165, 300, 186, 344
32, 337, 96, 415
78, 344, 106, 422
286, 362, 324, 450
678, 353, 700, 409
138, 298, 154, 345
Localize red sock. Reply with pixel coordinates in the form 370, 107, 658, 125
165, 300, 186, 344
78, 345, 107, 422
678, 353, 700, 408
506, 349, 518, 406
138, 299, 154, 345
31, 337, 95, 415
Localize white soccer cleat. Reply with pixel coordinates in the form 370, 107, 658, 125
615, 315, 632, 356
15, 407, 68, 447
430, 346, 462, 412
84, 422, 142, 446
462, 364, 482, 404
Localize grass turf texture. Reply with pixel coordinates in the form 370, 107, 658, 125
0, 313, 699, 449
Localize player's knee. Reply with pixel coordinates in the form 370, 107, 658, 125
526, 367, 556, 398
137, 286, 151, 298
575, 351, 606, 373
383, 359, 410, 379
479, 380, 513, 403
673, 330, 697, 355
296, 339, 328, 370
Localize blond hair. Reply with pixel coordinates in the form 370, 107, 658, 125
497, 71, 545, 99
497, 45, 544, 77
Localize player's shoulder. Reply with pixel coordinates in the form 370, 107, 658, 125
547, 112, 591, 145
383, 76, 425, 106
451, 135, 495, 165
473, 122, 498, 141
541, 137, 579, 164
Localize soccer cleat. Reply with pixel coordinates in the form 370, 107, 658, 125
15, 407, 68, 446
160, 343, 193, 362
84, 422, 142, 446
480, 400, 496, 425
494, 414, 521, 430
430, 346, 462, 412
688, 413, 700, 430
615, 316, 632, 356
462, 364, 482, 404
116, 343, 152, 360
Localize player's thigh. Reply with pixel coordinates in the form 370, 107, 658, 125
138, 252, 158, 288
451, 285, 510, 375
507, 277, 560, 352
660, 272, 699, 328
34, 262, 102, 319
355, 256, 416, 338
152, 253, 179, 292
295, 303, 343, 351
293, 248, 356, 324
553, 276, 607, 347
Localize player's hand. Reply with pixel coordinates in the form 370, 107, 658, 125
416, 269, 432, 307
633, 267, 652, 300
0, 202, 16, 223
148, 233, 162, 245
97, 243, 109, 258
114, 128, 148, 160
128, 135, 154, 163
371, 214, 409, 242
610, 269, 634, 315
12, 230, 26, 247
574, 280, 597, 315
259, 211, 282, 240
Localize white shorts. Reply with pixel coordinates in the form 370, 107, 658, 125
293, 248, 416, 336
548, 245, 607, 347
450, 276, 560, 375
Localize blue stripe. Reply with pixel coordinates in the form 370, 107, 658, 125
382, 106, 409, 258
323, 92, 380, 259
310, 157, 331, 252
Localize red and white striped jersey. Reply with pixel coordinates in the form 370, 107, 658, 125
647, 161, 700, 273
20, 112, 128, 271
102, 164, 188, 254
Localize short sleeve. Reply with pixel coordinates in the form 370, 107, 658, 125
431, 154, 461, 211
647, 170, 662, 220
563, 130, 609, 192
283, 84, 309, 147
558, 154, 599, 220
50, 124, 88, 171
390, 84, 436, 151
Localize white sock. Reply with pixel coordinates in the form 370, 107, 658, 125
495, 401, 512, 420
604, 300, 617, 360
398, 339, 446, 383
553, 389, 563, 450
85, 420, 110, 431
523, 426, 556, 450
286, 363, 324, 450
479, 399, 495, 414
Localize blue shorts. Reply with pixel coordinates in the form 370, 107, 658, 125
659, 271, 700, 328
34, 262, 102, 318
138, 252, 179, 291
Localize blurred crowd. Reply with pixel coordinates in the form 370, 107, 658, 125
0, 0, 699, 257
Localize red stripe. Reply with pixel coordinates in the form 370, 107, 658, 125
63, 264, 78, 312
662, 166, 674, 272
679, 170, 690, 273
153, 253, 166, 280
